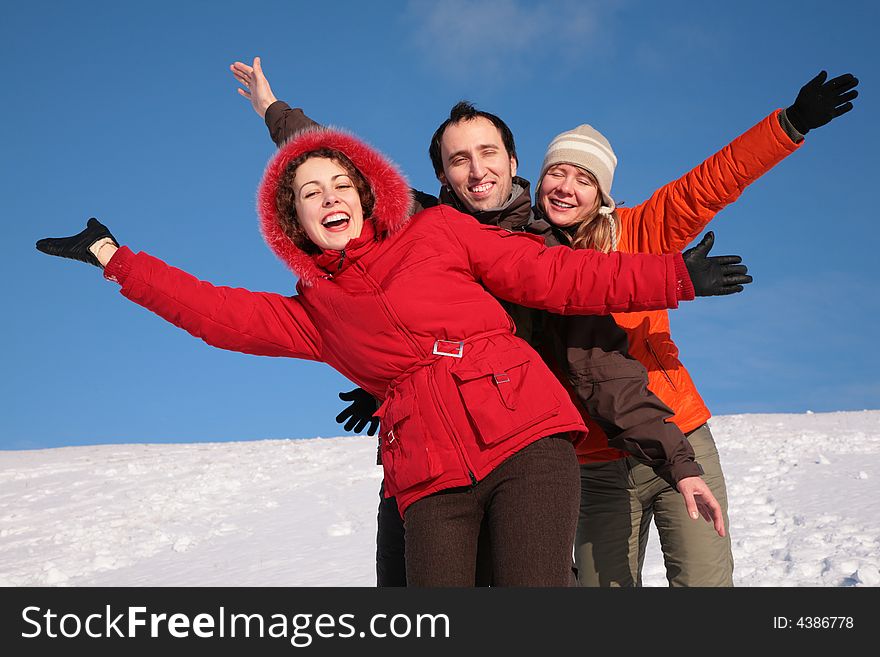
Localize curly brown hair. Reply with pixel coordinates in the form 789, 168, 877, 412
275, 148, 375, 253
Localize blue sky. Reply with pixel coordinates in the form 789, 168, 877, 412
3, 0, 877, 449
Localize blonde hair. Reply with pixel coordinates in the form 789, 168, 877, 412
543, 166, 618, 253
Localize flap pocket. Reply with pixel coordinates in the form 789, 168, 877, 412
570, 361, 648, 385
452, 348, 559, 446
452, 350, 530, 411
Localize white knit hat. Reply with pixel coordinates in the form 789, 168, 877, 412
539, 124, 617, 212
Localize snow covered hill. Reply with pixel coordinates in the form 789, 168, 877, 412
1, 411, 878, 587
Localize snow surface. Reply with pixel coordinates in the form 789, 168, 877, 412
1, 411, 878, 587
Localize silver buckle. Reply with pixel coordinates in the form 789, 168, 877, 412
493, 373, 511, 384
432, 339, 464, 358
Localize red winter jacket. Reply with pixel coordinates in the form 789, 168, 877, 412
104, 128, 694, 513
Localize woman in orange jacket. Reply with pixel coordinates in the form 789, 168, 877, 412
533, 70, 858, 586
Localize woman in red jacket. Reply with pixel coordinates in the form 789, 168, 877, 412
532, 71, 857, 587
37, 126, 723, 586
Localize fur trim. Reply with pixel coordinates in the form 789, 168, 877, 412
257, 126, 413, 285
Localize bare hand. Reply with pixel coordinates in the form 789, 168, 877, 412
229, 56, 277, 118
677, 476, 726, 537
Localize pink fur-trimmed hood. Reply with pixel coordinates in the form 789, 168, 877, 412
257, 126, 413, 285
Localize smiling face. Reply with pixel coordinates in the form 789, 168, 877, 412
437, 117, 517, 213
538, 163, 601, 228
293, 157, 365, 251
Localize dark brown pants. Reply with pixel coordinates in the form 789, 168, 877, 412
376, 484, 493, 587
403, 435, 579, 587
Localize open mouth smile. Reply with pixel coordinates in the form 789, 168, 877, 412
322, 212, 351, 232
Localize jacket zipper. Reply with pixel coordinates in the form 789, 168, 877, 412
354, 261, 424, 357
336, 249, 347, 273
427, 368, 479, 487
645, 338, 676, 391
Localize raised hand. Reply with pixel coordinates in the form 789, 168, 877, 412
683, 231, 753, 297
786, 70, 859, 135
229, 56, 278, 118
36, 218, 118, 268
335, 388, 380, 436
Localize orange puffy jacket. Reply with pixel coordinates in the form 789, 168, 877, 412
576, 110, 802, 463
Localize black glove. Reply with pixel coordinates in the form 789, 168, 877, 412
335, 388, 379, 436
36, 218, 119, 268
786, 70, 859, 135
683, 231, 753, 297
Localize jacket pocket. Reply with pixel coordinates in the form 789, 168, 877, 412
376, 392, 440, 496
452, 349, 560, 446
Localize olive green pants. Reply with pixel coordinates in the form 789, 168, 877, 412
574, 423, 734, 587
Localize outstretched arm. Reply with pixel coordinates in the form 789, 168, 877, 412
620, 70, 858, 254
447, 206, 751, 311
436, 206, 695, 315
37, 219, 324, 361
229, 57, 437, 212
230, 56, 319, 145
